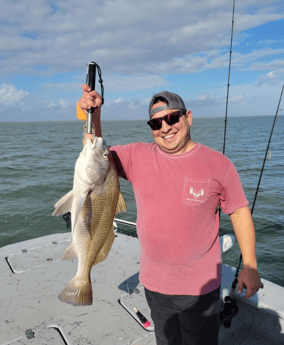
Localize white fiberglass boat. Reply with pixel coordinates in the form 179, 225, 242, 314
1, 218, 283, 345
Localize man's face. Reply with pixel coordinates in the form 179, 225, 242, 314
150, 101, 193, 154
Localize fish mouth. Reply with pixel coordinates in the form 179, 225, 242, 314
90, 137, 109, 155
90, 136, 103, 148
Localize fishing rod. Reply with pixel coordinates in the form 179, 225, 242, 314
219, 0, 235, 219
230, 83, 284, 295
223, 0, 236, 155
85, 62, 104, 134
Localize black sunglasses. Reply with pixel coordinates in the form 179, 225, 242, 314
147, 110, 186, 130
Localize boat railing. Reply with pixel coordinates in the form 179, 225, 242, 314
113, 218, 137, 237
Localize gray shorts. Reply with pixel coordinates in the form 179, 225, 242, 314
145, 286, 221, 345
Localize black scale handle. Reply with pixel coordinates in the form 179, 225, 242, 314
86, 62, 97, 134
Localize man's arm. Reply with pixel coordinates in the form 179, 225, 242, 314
229, 205, 261, 298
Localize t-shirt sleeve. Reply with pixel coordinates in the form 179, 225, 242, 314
220, 163, 249, 214
110, 144, 135, 181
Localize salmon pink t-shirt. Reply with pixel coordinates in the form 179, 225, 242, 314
111, 142, 248, 295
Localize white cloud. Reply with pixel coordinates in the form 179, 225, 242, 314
47, 99, 70, 109
59, 99, 69, 109
42, 74, 168, 92
47, 102, 56, 108
147, 47, 284, 75
232, 48, 284, 70
186, 92, 221, 108
229, 94, 244, 102
0, 0, 283, 77
256, 69, 284, 86
106, 75, 169, 91
258, 39, 282, 45
114, 98, 123, 104
0, 84, 29, 105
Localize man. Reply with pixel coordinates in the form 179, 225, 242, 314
78, 85, 261, 345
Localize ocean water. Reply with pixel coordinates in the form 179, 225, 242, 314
0, 116, 283, 287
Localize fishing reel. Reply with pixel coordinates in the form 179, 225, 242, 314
220, 276, 239, 328
63, 212, 71, 229
220, 295, 239, 328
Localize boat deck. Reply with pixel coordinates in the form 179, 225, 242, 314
1, 232, 284, 344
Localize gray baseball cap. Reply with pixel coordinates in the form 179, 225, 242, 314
149, 91, 187, 118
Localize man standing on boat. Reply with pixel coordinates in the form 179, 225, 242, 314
78, 86, 261, 345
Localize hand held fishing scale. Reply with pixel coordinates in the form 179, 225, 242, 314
85, 62, 104, 134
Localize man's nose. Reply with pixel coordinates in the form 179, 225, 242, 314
160, 118, 172, 132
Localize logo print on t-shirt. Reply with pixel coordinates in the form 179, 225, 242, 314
187, 187, 204, 202
182, 177, 209, 205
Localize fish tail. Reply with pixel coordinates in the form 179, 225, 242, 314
58, 276, 92, 306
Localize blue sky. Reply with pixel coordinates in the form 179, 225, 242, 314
0, 0, 283, 121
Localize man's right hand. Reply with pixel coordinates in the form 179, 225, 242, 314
77, 84, 103, 120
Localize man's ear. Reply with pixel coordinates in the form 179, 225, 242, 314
186, 110, 192, 126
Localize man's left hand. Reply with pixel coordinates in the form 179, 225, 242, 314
237, 265, 262, 298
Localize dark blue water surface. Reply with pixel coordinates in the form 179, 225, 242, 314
0, 116, 283, 286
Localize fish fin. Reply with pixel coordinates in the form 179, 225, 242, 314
92, 227, 115, 267
58, 276, 92, 306
53, 190, 74, 216
72, 193, 88, 230
115, 191, 127, 215
62, 242, 77, 260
